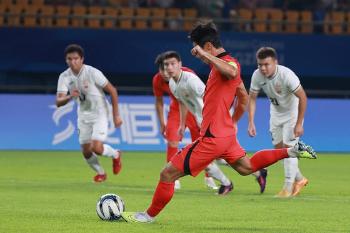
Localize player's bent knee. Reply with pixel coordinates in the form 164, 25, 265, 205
82, 151, 93, 159
160, 166, 181, 182
91, 144, 103, 155
237, 170, 252, 176
160, 169, 173, 182
81, 148, 92, 158
91, 147, 103, 155
231, 164, 253, 176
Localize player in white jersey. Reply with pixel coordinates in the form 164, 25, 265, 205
56, 44, 122, 183
248, 47, 310, 197
164, 50, 267, 194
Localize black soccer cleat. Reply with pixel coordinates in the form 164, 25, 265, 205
256, 168, 268, 194
218, 182, 234, 195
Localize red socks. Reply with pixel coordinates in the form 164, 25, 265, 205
148, 145, 177, 217
167, 146, 178, 162
250, 149, 288, 172
146, 181, 175, 217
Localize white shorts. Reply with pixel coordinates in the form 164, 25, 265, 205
269, 115, 299, 147
78, 116, 108, 145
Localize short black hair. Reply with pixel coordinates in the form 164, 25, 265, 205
162, 51, 181, 62
256, 47, 277, 60
155, 51, 181, 70
154, 53, 165, 70
189, 20, 222, 48
64, 44, 84, 58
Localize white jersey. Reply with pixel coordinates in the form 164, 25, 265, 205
57, 64, 109, 121
169, 70, 205, 126
250, 65, 301, 118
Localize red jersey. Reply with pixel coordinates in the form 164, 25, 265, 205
200, 52, 242, 137
152, 67, 195, 111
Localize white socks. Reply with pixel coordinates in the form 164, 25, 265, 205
174, 180, 181, 190
85, 144, 119, 175
85, 153, 105, 175
251, 171, 261, 178
287, 147, 298, 157
206, 162, 231, 186
295, 167, 304, 181
86, 144, 120, 175
283, 158, 299, 193
102, 144, 118, 158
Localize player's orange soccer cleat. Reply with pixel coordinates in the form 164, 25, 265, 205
113, 150, 122, 175
275, 189, 291, 198
292, 178, 308, 196
94, 173, 107, 183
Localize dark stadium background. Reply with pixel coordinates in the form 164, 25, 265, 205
0, 0, 349, 151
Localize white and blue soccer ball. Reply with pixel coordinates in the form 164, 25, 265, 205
96, 193, 125, 221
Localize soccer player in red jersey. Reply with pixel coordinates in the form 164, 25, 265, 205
122, 20, 316, 223
153, 53, 223, 190
164, 50, 267, 194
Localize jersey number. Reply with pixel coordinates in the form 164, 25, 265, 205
269, 97, 279, 106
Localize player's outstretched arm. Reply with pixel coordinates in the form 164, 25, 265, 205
232, 82, 248, 124
293, 86, 307, 137
178, 101, 188, 140
248, 91, 258, 137
104, 82, 122, 127
155, 96, 166, 137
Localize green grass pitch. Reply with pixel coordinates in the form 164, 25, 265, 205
0, 151, 349, 233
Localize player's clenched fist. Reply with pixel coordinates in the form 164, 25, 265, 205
191, 45, 210, 64
191, 45, 205, 57
70, 89, 80, 98
114, 115, 123, 128
191, 45, 201, 56
248, 122, 257, 137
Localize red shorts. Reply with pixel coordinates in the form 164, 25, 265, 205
165, 110, 200, 142
171, 135, 246, 177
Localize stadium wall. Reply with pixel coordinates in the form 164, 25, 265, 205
0, 94, 349, 152
0, 28, 349, 78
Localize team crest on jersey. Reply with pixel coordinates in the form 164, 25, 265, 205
83, 80, 89, 89
68, 81, 76, 89
274, 82, 282, 94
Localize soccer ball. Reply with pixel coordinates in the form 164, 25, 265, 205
96, 193, 125, 221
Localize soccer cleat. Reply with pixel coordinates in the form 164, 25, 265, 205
205, 177, 219, 190
113, 150, 122, 174
94, 173, 107, 183
292, 177, 309, 196
218, 182, 233, 195
121, 212, 154, 223
256, 168, 268, 193
275, 189, 292, 198
174, 179, 181, 190
294, 141, 317, 159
